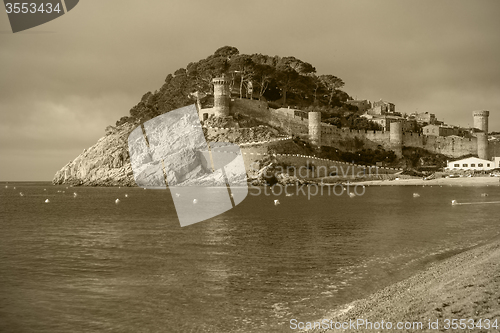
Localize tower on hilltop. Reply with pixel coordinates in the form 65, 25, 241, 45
212, 75, 231, 117
473, 110, 489, 133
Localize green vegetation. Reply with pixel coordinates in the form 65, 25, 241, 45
115, 46, 356, 126
402, 147, 449, 170
305, 105, 382, 131
291, 137, 397, 166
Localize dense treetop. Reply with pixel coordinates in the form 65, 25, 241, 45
116, 46, 362, 127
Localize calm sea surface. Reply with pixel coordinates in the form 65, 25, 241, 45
1, 182, 499, 332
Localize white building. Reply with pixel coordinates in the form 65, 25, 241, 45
446, 157, 495, 171
494, 157, 500, 168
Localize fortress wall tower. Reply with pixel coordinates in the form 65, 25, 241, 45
473, 110, 489, 133
212, 76, 231, 117
389, 121, 403, 157
308, 112, 322, 148
473, 110, 490, 160
477, 132, 489, 160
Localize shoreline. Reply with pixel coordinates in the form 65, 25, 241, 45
309, 236, 500, 332
354, 176, 500, 187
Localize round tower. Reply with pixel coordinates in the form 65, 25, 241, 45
308, 112, 322, 149
212, 76, 231, 117
389, 121, 403, 157
477, 132, 489, 160
473, 110, 489, 133
473, 110, 490, 160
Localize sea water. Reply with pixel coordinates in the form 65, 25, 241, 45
1, 182, 499, 332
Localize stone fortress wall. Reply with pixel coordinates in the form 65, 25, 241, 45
203, 76, 496, 161
264, 106, 481, 158
236, 141, 402, 178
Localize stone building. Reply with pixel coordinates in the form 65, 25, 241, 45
345, 99, 372, 113
422, 124, 459, 137
368, 99, 396, 115
410, 112, 439, 125
361, 114, 409, 131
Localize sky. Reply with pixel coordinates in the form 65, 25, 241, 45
1, 0, 499, 180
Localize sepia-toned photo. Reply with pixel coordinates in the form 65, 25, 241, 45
1, 1, 499, 332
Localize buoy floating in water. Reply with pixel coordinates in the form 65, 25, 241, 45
274, 199, 280, 206
13, 187, 16, 190
413, 193, 420, 198
349, 192, 355, 198
125, 194, 128, 198
115, 199, 120, 204
193, 199, 198, 204
45, 199, 50, 203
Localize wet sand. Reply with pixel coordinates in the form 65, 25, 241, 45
310, 237, 500, 332
357, 176, 500, 187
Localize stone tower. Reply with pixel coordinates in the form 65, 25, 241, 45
308, 112, 322, 149
473, 110, 489, 133
212, 75, 231, 117
477, 133, 489, 160
389, 121, 403, 157
473, 110, 490, 160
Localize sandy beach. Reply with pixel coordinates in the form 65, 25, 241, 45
307, 237, 500, 333
357, 176, 500, 187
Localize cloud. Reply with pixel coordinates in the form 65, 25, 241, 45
0, 92, 136, 180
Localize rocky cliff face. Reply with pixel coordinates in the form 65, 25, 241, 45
52, 115, 282, 186
53, 123, 136, 186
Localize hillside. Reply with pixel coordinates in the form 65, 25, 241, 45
52, 46, 360, 186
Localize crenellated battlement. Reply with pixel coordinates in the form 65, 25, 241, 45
200, 96, 491, 159
473, 110, 490, 118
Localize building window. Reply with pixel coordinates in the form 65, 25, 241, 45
463, 164, 468, 167
471, 164, 475, 167
454, 164, 459, 167
487, 164, 490, 167
478, 163, 483, 167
